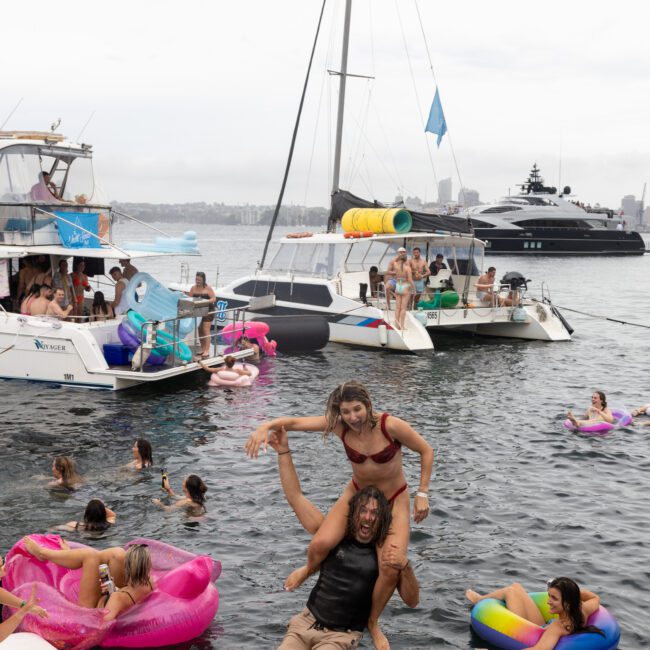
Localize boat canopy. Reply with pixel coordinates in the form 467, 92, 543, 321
330, 189, 473, 235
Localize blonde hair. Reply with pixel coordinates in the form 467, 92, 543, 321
54, 456, 81, 488
124, 544, 151, 587
324, 381, 377, 437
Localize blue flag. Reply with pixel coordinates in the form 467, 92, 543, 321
425, 88, 447, 147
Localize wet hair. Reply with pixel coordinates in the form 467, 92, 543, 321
123, 544, 152, 587
54, 456, 81, 488
346, 486, 392, 546
594, 390, 607, 408
92, 291, 109, 315
324, 380, 378, 436
185, 474, 207, 506
224, 355, 236, 368
195, 271, 207, 284
135, 439, 153, 467
79, 499, 110, 532
547, 577, 604, 637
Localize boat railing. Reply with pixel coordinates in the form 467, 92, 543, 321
129, 304, 250, 372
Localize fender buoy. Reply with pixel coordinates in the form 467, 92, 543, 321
286, 232, 313, 239
343, 231, 374, 239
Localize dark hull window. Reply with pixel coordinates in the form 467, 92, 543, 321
233, 280, 333, 307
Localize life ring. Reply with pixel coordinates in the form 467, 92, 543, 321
470, 592, 620, 650
563, 408, 632, 435
286, 232, 313, 239
209, 363, 259, 387
3, 535, 220, 649
127, 310, 193, 362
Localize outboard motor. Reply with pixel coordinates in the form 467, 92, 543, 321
500, 271, 529, 292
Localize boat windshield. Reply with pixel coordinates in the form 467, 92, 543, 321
0, 144, 105, 204
265, 242, 346, 278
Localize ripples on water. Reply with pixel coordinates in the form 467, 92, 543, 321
1, 226, 648, 648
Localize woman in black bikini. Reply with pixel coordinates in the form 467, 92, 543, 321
187, 271, 216, 359
57, 498, 116, 532
22, 538, 153, 621
245, 380, 433, 650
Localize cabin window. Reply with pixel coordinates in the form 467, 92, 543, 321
232, 280, 333, 307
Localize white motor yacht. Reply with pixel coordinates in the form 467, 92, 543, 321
0, 131, 248, 389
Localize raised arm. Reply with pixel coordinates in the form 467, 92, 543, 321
580, 587, 600, 617
245, 415, 329, 458
387, 416, 434, 523
269, 427, 324, 535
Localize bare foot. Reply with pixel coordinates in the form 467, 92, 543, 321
284, 565, 311, 592
368, 620, 390, 650
23, 536, 46, 561
465, 589, 482, 604
566, 411, 579, 427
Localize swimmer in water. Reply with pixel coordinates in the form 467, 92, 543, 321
566, 391, 614, 428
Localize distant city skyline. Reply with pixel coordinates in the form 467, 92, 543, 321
3, 1, 649, 211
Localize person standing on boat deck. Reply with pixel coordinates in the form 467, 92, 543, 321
187, 271, 216, 359
408, 247, 429, 308
119, 259, 139, 281
52, 259, 74, 311
109, 267, 130, 316
29, 284, 53, 316
391, 249, 414, 330
428, 253, 447, 277
383, 247, 408, 309
71, 259, 92, 319
270, 426, 419, 650
46, 288, 73, 320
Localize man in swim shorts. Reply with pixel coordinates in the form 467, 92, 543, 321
384, 247, 408, 310
272, 430, 419, 650
408, 247, 429, 307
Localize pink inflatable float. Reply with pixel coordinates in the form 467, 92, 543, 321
2, 535, 220, 650
209, 363, 259, 387
221, 321, 277, 357
563, 408, 632, 435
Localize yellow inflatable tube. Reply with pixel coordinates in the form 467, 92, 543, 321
341, 208, 412, 234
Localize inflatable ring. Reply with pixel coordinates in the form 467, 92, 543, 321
3, 535, 220, 649
563, 408, 632, 435
127, 310, 193, 362
470, 592, 620, 650
209, 363, 259, 387
118, 320, 167, 365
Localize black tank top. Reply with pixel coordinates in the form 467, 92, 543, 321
307, 537, 378, 631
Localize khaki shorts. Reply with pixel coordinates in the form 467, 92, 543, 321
278, 608, 363, 650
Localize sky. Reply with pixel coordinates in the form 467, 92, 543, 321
3, 0, 649, 209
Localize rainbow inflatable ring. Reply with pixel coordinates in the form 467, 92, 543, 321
470, 591, 620, 650
563, 408, 632, 435
2, 535, 220, 650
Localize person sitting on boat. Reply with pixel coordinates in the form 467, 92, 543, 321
408, 247, 429, 307
246, 380, 433, 650
368, 266, 383, 298
109, 267, 130, 316
465, 578, 603, 649
566, 391, 615, 429
29, 283, 54, 316
428, 253, 447, 277
29, 171, 62, 202
56, 498, 117, 533
22, 537, 154, 621
119, 258, 139, 281
20, 283, 42, 315
46, 288, 74, 320
89, 291, 115, 321
199, 355, 252, 377
270, 425, 419, 650
52, 259, 74, 310
476, 266, 515, 306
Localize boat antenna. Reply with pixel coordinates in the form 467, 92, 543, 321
75, 110, 96, 141
259, 0, 327, 268
0, 97, 23, 130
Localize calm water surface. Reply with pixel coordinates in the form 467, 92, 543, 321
1, 225, 648, 649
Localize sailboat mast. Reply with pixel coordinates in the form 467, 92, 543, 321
331, 0, 352, 197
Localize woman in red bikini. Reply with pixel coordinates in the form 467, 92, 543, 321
245, 380, 433, 650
